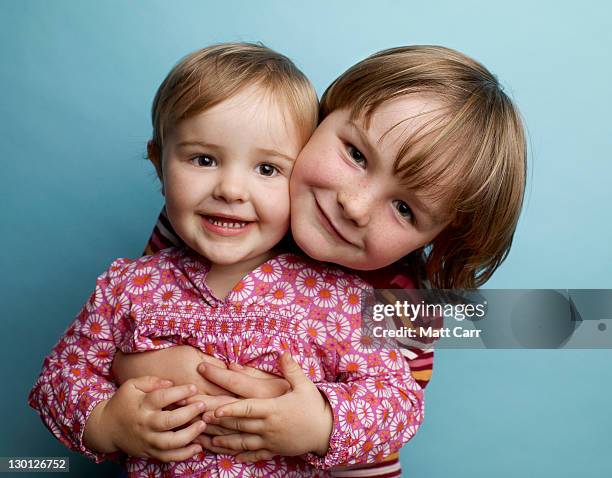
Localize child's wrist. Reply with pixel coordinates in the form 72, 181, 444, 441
312, 394, 333, 456
84, 399, 120, 453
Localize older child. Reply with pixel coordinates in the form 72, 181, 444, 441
28, 43, 423, 477
115, 45, 527, 476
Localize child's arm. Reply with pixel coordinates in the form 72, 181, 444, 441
28, 259, 205, 463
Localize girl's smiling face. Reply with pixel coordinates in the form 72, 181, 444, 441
290, 95, 452, 271
154, 85, 301, 270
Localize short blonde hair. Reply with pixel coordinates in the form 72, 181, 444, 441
321, 46, 526, 289
150, 42, 318, 153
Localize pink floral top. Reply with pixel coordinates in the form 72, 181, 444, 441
28, 247, 423, 478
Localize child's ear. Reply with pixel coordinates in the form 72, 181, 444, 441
147, 140, 165, 195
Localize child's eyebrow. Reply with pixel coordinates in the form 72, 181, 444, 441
348, 120, 380, 162
255, 148, 297, 164
176, 140, 221, 150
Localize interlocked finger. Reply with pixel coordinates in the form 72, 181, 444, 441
214, 417, 265, 434
236, 449, 275, 463
151, 402, 205, 431
150, 420, 206, 450
195, 434, 240, 455
212, 433, 265, 451
150, 443, 203, 463
146, 384, 198, 409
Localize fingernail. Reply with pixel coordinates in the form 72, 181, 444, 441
216, 410, 225, 417
197, 402, 205, 411
198, 363, 206, 372
162, 380, 173, 386
188, 384, 196, 393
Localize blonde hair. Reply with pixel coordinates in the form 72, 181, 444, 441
321, 45, 526, 289
150, 42, 318, 153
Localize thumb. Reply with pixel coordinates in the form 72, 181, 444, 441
279, 353, 309, 390
130, 375, 173, 394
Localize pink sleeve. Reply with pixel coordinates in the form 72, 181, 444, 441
28, 259, 130, 463
303, 292, 424, 469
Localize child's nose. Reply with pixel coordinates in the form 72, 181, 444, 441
213, 168, 249, 203
337, 190, 371, 227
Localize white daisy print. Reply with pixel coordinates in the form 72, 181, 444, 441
375, 398, 395, 428
254, 261, 282, 282
107, 260, 128, 279
313, 286, 338, 308
230, 275, 254, 301
125, 267, 159, 295
61, 345, 85, 370
72, 378, 93, 397
89, 381, 115, 401
85, 287, 103, 312
390, 410, 409, 438
217, 456, 242, 478
277, 254, 303, 270
297, 319, 326, 341
296, 268, 322, 297
337, 400, 360, 429
250, 459, 277, 477
153, 284, 180, 304
354, 399, 375, 429
37, 383, 54, 407
342, 286, 362, 315
138, 462, 162, 477
302, 356, 322, 381
379, 348, 405, 371
87, 341, 115, 371
83, 314, 112, 340
268, 281, 295, 306
110, 293, 129, 317
339, 353, 367, 374
174, 462, 202, 476
326, 311, 351, 340
55, 382, 71, 413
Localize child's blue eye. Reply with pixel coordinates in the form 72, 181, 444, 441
192, 155, 216, 167
257, 163, 278, 177
393, 200, 413, 221
347, 144, 367, 168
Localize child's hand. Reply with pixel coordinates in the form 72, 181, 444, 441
84, 376, 207, 462
203, 353, 333, 462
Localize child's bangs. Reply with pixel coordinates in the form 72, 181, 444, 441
386, 94, 507, 221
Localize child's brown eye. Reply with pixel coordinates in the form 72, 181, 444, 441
257, 163, 278, 177
393, 200, 413, 221
192, 155, 216, 167
348, 144, 366, 168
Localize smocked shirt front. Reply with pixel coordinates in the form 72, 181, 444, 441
29, 247, 423, 478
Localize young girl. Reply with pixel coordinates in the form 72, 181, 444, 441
114, 45, 527, 476
28, 43, 425, 477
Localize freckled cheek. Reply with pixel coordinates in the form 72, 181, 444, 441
296, 146, 347, 189
367, 224, 418, 267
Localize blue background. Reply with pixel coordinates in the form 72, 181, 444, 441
2, 1, 611, 476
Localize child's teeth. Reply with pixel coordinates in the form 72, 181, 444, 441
208, 217, 247, 228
